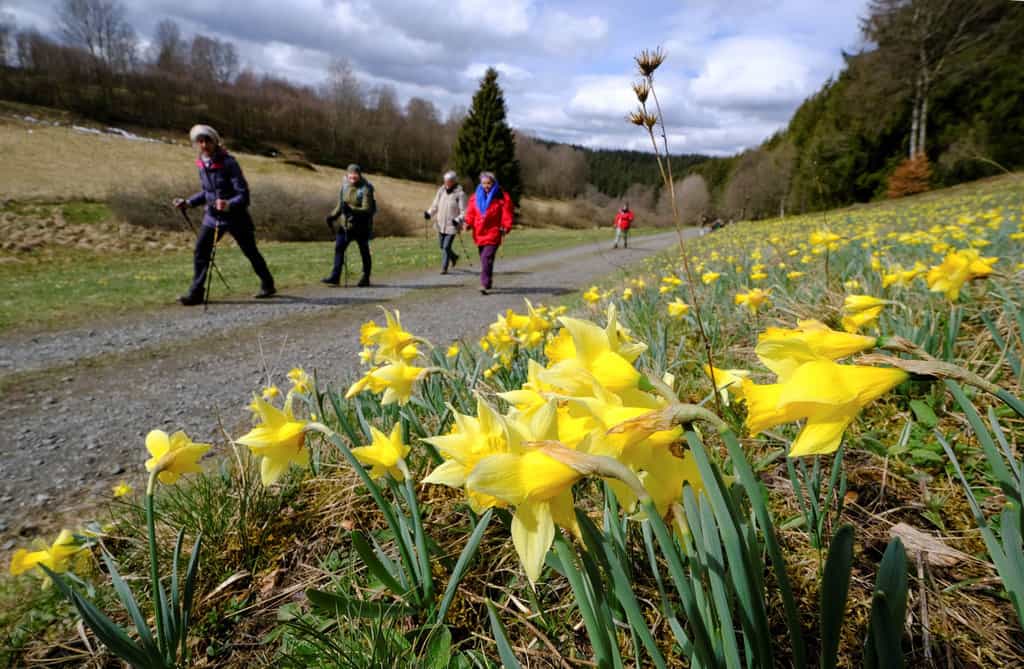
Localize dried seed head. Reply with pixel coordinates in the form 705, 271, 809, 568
632, 79, 651, 104
628, 108, 658, 129
635, 47, 666, 77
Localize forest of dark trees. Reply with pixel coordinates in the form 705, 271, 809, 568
1, 0, 1021, 221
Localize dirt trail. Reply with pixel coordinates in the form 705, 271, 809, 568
0, 231, 685, 546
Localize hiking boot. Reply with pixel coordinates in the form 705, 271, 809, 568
357, 276, 371, 287
479, 288, 489, 295
441, 269, 449, 275
255, 286, 277, 299
178, 294, 202, 306
321, 277, 340, 286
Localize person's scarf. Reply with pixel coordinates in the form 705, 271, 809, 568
475, 181, 501, 214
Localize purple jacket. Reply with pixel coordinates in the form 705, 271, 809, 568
185, 151, 252, 228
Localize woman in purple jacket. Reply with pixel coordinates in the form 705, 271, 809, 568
173, 124, 275, 305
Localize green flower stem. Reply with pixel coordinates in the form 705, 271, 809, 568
145, 469, 167, 659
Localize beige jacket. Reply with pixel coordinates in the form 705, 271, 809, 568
428, 185, 466, 235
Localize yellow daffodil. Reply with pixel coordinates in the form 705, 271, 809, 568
287, 367, 313, 394
262, 385, 280, 399
841, 295, 886, 333
742, 360, 907, 457
787, 271, 805, 280
468, 441, 580, 583
541, 309, 645, 396
446, 343, 460, 358
881, 262, 925, 289
112, 481, 132, 497
235, 396, 309, 486
926, 248, 998, 300
352, 424, 410, 481
622, 288, 633, 301
9, 530, 87, 577
734, 288, 771, 315
702, 271, 720, 285
756, 320, 877, 381
583, 286, 601, 304
346, 361, 429, 406
667, 299, 690, 318
360, 309, 421, 363
423, 397, 513, 512
144, 430, 210, 485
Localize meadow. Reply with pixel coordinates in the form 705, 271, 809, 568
4, 169, 1022, 667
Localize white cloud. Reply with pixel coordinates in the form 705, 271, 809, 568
691, 37, 816, 117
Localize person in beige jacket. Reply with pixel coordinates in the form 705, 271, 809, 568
424, 170, 467, 274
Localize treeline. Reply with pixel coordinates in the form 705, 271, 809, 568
688, 0, 1024, 220
0, 0, 703, 209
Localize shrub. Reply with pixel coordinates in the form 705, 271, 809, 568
886, 154, 932, 199
109, 180, 411, 241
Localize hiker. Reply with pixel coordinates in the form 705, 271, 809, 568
322, 164, 375, 287
173, 124, 276, 306
424, 170, 467, 274
613, 203, 634, 249
463, 171, 513, 295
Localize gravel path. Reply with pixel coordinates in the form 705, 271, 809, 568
0, 231, 685, 545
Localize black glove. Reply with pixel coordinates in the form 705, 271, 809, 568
423, 211, 431, 221
341, 203, 353, 217
173, 198, 187, 210
325, 215, 336, 231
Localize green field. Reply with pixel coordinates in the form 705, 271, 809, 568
0, 227, 655, 332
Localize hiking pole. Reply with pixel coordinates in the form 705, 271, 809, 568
203, 224, 224, 311
180, 208, 230, 292
455, 231, 473, 269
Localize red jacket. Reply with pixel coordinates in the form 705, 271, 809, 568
615, 210, 634, 230
465, 189, 514, 246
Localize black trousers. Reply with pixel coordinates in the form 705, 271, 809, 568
188, 220, 274, 298
328, 228, 372, 282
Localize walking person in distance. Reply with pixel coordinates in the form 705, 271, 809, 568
463, 171, 513, 295
173, 124, 276, 306
424, 170, 467, 275
322, 164, 376, 287
613, 203, 634, 249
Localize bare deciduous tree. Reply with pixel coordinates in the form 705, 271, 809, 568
190, 34, 238, 84
151, 18, 186, 75
57, 0, 136, 72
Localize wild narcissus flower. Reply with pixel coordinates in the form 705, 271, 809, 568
702, 271, 721, 285
287, 367, 313, 394
810, 230, 841, 250
112, 481, 132, 497
667, 299, 690, 318
360, 309, 421, 364
841, 295, 886, 333
346, 361, 429, 406
742, 360, 907, 457
423, 397, 513, 513
926, 248, 998, 300
262, 385, 281, 400
352, 424, 410, 481
9, 529, 88, 577
786, 271, 805, 280
582, 286, 601, 304
446, 343, 460, 358
756, 320, 877, 382
622, 287, 633, 301
734, 288, 771, 315
541, 308, 646, 396
145, 430, 210, 485
881, 262, 925, 289
236, 396, 310, 486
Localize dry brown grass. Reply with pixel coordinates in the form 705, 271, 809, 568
0, 116, 590, 237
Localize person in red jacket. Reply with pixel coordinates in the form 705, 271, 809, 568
463, 171, 513, 294
613, 203, 634, 249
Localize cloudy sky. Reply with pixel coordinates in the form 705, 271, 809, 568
4, 0, 870, 155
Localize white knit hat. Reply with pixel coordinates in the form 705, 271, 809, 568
189, 124, 220, 145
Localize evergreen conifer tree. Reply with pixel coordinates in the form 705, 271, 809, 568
454, 67, 522, 205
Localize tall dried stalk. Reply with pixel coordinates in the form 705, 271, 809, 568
630, 47, 722, 414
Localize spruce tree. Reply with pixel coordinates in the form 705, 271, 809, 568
454, 67, 522, 205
